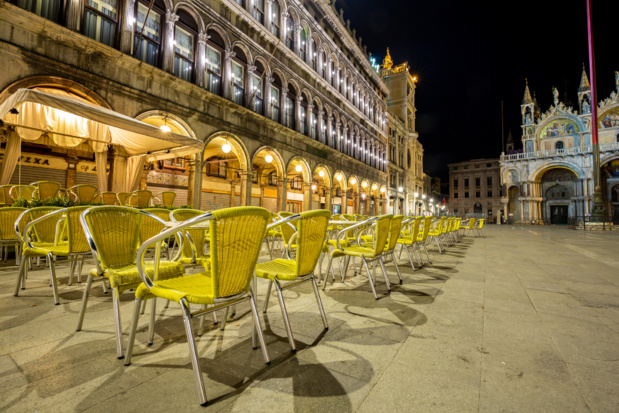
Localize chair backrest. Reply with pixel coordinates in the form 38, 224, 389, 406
0, 207, 27, 240
101, 192, 118, 205
295, 210, 331, 276
1, 185, 12, 205
418, 216, 433, 241
10, 185, 36, 201
66, 206, 91, 253
134, 190, 153, 208
27, 207, 64, 244
140, 208, 171, 245
386, 215, 404, 251
35, 181, 60, 199
171, 208, 209, 260
208, 207, 270, 298
277, 211, 296, 245
73, 185, 98, 203
409, 217, 422, 240
117, 192, 130, 206
372, 214, 392, 256
81, 206, 142, 269
160, 191, 176, 207
477, 219, 485, 229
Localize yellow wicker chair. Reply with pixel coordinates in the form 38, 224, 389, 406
116, 192, 130, 206
475, 218, 485, 237
159, 191, 177, 207
381, 215, 404, 284
124, 206, 271, 406
1, 185, 12, 206
323, 215, 393, 300
10, 185, 36, 201
0, 207, 27, 264
397, 217, 423, 270
415, 216, 434, 264
128, 189, 153, 208
427, 217, 445, 253
76, 206, 185, 359
170, 208, 210, 269
69, 184, 98, 203
101, 192, 118, 205
256, 210, 331, 352
14, 206, 92, 304
32, 181, 61, 199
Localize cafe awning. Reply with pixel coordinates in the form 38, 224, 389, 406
0, 88, 204, 161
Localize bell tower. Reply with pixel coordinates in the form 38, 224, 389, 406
521, 79, 536, 153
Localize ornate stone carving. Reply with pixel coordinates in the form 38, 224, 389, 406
166, 11, 179, 23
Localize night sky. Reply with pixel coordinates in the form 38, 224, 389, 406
338, 0, 619, 180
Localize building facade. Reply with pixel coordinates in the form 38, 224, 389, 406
380, 49, 424, 216
0, 0, 398, 214
448, 158, 501, 220
500, 69, 619, 224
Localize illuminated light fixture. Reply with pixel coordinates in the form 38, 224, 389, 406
311, 184, 317, 191
361, 193, 366, 200
160, 117, 171, 133
222, 138, 231, 154
380, 187, 386, 193
295, 164, 302, 172
422, 194, 426, 199
398, 187, 404, 192
265, 154, 273, 163
414, 192, 419, 197
372, 184, 377, 190
318, 170, 325, 177
362, 181, 367, 188
336, 173, 342, 180
350, 178, 357, 185
413, 76, 418, 82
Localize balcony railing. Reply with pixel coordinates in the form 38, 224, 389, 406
501, 142, 619, 161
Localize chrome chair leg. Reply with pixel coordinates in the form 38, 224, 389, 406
220, 307, 229, 331
310, 275, 328, 330
404, 245, 416, 271
274, 279, 296, 352
362, 257, 379, 300
124, 296, 143, 366
68, 260, 76, 286
14, 256, 27, 296
48, 253, 60, 305
76, 274, 95, 331
180, 299, 208, 407
263, 280, 273, 313
112, 288, 124, 359
148, 298, 157, 345
248, 287, 270, 364
379, 258, 391, 291
323, 256, 333, 291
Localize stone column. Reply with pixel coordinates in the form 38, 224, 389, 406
230, 180, 236, 207
189, 153, 203, 209
354, 193, 359, 215
195, 32, 209, 88
67, 161, 77, 190
265, 0, 273, 33
244, 171, 254, 206
342, 125, 349, 155
317, 109, 324, 142
162, 11, 178, 74
110, 155, 128, 192
279, 178, 288, 212
281, 85, 288, 126
326, 115, 334, 147
304, 183, 312, 211
260, 184, 266, 207
223, 48, 236, 101
120, 0, 135, 55
325, 186, 332, 212
186, 158, 196, 208
294, 24, 301, 55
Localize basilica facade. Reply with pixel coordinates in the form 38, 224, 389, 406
500, 68, 619, 224
0, 0, 406, 214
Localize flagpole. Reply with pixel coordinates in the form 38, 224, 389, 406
586, 0, 605, 221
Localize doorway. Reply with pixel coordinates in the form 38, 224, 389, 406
550, 205, 568, 225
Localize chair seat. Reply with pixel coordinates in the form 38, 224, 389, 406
23, 242, 70, 257
179, 256, 211, 269
397, 236, 415, 246
330, 245, 377, 259
90, 261, 185, 291
255, 259, 298, 281
136, 272, 217, 305
327, 239, 349, 248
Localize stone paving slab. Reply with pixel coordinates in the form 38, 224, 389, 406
0, 225, 618, 412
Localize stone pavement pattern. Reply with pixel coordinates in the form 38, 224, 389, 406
0, 226, 618, 412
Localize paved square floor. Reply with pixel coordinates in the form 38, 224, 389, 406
1, 225, 618, 412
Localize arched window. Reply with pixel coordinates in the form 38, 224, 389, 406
330, 60, 336, 87
286, 16, 295, 51
250, 61, 265, 115
310, 104, 318, 140
234, 0, 245, 8
321, 112, 327, 144
133, 0, 165, 67
555, 141, 564, 150
299, 95, 309, 136
83, 0, 120, 47
338, 122, 344, 152
253, 0, 265, 25
173, 10, 197, 82
339, 69, 344, 94
270, 1, 281, 37
340, 73, 346, 96
11, 0, 62, 23
285, 84, 296, 129
205, 30, 225, 96
310, 40, 317, 71
231, 47, 247, 106
299, 27, 308, 61
321, 51, 327, 80
271, 74, 283, 123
